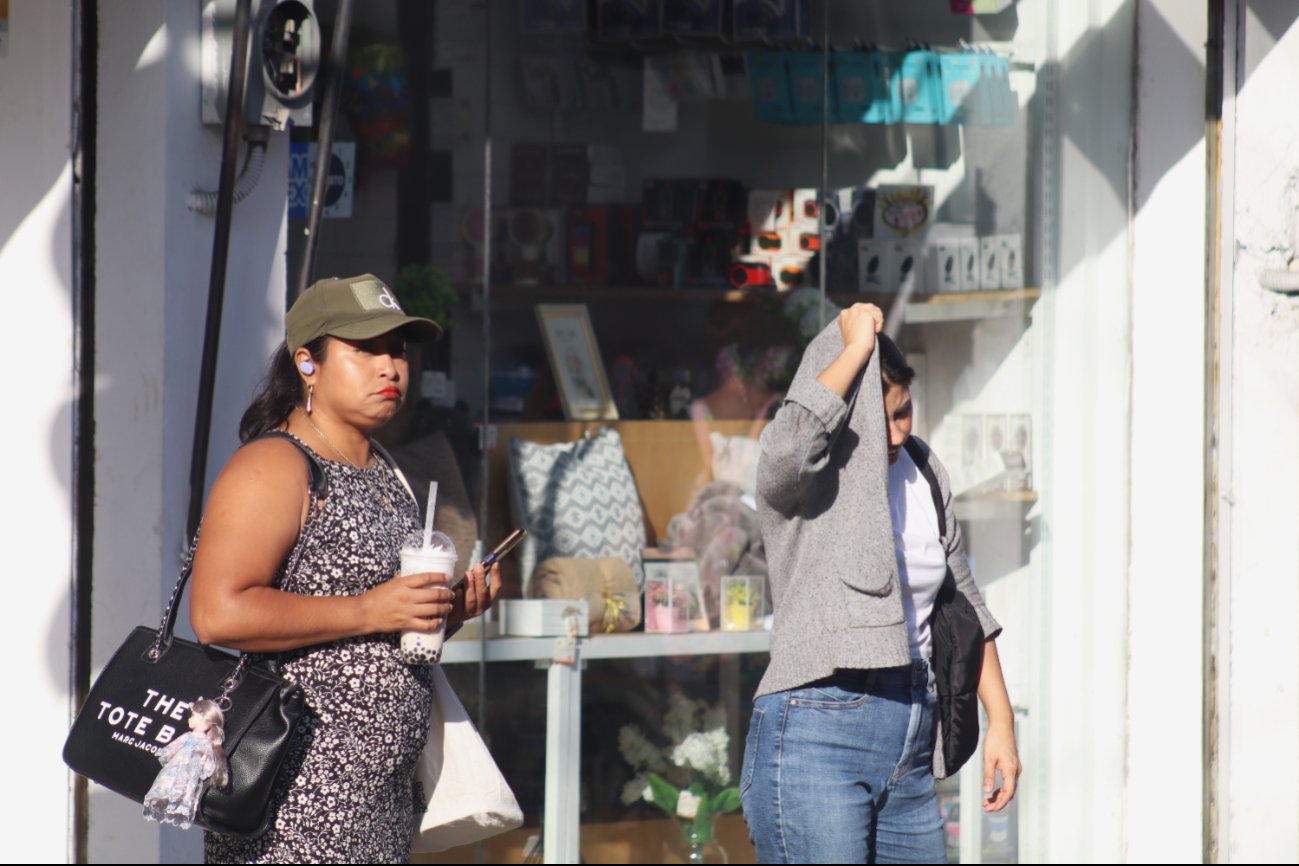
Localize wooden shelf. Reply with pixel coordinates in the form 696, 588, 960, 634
462, 283, 751, 304
463, 284, 1043, 321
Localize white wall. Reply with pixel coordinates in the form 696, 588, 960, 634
1127, 1, 1208, 862
93, 1, 290, 861
0, 2, 75, 862
1034, 0, 1136, 861
1220, 3, 1299, 862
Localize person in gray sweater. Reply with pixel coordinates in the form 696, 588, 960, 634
740, 303, 1020, 864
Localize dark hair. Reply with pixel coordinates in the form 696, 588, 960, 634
876, 333, 915, 388
239, 337, 329, 443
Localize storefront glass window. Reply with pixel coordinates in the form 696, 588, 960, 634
292, 2, 1075, 862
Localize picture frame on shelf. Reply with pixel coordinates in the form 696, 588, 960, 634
536, 304, 619, 421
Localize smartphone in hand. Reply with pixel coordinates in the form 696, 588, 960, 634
478, 529, 526, 583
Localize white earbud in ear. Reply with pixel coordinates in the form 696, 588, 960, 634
299, 359, 315, 376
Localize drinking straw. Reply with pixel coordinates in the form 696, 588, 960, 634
423, 481, 438, 549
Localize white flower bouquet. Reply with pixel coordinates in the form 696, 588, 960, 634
618, 693, 741, 846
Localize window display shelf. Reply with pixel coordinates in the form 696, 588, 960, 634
898, 288, 1043, 324
441, 627, 770, 664
826, 288, 1042, 323
463, 283, 756, 304
954, 490, 1038, 521
464, 285, 1041, 318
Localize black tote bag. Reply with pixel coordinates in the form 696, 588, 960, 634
63, 433, 324, 838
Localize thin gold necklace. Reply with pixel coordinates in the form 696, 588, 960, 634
302, 412, 395, 515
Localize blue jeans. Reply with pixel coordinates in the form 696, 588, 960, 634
740, 661, 946, 864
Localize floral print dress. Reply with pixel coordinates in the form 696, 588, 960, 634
205, 437, 431, 864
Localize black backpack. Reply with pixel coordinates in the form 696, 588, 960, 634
903, 437, 986, 778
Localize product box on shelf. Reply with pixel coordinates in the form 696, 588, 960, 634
958, 236, 982, 292
858, 239, 893, 293
983, 414, 1009, 462
979, 236, 1003, 290
730, 258, 774, 290
721, 576, 765, 632
928, 240, 963, 294
1006, 413, 1033, 485
770, 252, 811, 291
500, 598, 591, 637
747, 52, 794, 124
596, 0, 662, 41
643, 556, 708, 632
925, 224, 976, 294
748, 188, 793, 233
998, 233, 1024, 289
734, 0, 810, 41
887, 240, 926, 296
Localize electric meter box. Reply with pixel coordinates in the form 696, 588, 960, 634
201, 0, 320, 130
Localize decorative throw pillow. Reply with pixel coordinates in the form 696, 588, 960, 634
508, 428, 647, 588
709, 432, 761, 497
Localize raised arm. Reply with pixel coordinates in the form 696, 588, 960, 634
188, 438, 453, 653
757, 304, 884, 514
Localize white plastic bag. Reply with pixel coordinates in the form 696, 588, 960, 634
410, 666, 524, 853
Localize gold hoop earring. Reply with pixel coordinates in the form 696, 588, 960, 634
306, 384, 313, 415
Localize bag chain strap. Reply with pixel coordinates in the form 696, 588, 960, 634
147, 483, 323, 709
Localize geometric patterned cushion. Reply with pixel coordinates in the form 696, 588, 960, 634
508, 428, 646, 590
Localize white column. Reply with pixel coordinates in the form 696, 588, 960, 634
1127, 1, 1209, 861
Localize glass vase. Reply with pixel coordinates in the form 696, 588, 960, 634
679, 818, 729, 865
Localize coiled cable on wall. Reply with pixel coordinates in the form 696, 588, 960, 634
187, 138, 268, 214
1258, 268, 1299, 293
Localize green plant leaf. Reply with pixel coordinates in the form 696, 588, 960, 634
711, 787, 741, 815
648, 772, 680, 816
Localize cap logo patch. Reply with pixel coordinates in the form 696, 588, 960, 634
351, 279, 403, 312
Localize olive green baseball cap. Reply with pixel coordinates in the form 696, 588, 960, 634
286, 273, 443, 352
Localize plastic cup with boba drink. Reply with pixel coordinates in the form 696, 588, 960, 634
400, 482, 459, 664
399, 529, 458, 664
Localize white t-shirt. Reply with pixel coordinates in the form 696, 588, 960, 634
888, 447, 949, 659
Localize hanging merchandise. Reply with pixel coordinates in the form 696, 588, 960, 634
896, 48, 945, 125
831, 49, 875, 124
341, 41, 411, 168
938, 51, 982, 125
747, 52, 794, 124
786, 50, 833, 125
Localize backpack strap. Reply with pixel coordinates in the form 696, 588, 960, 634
903, 436, 947, 546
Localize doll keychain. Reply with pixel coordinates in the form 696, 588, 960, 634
142, 698, 229, 829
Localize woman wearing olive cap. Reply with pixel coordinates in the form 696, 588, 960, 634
190, 274, 498, 863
